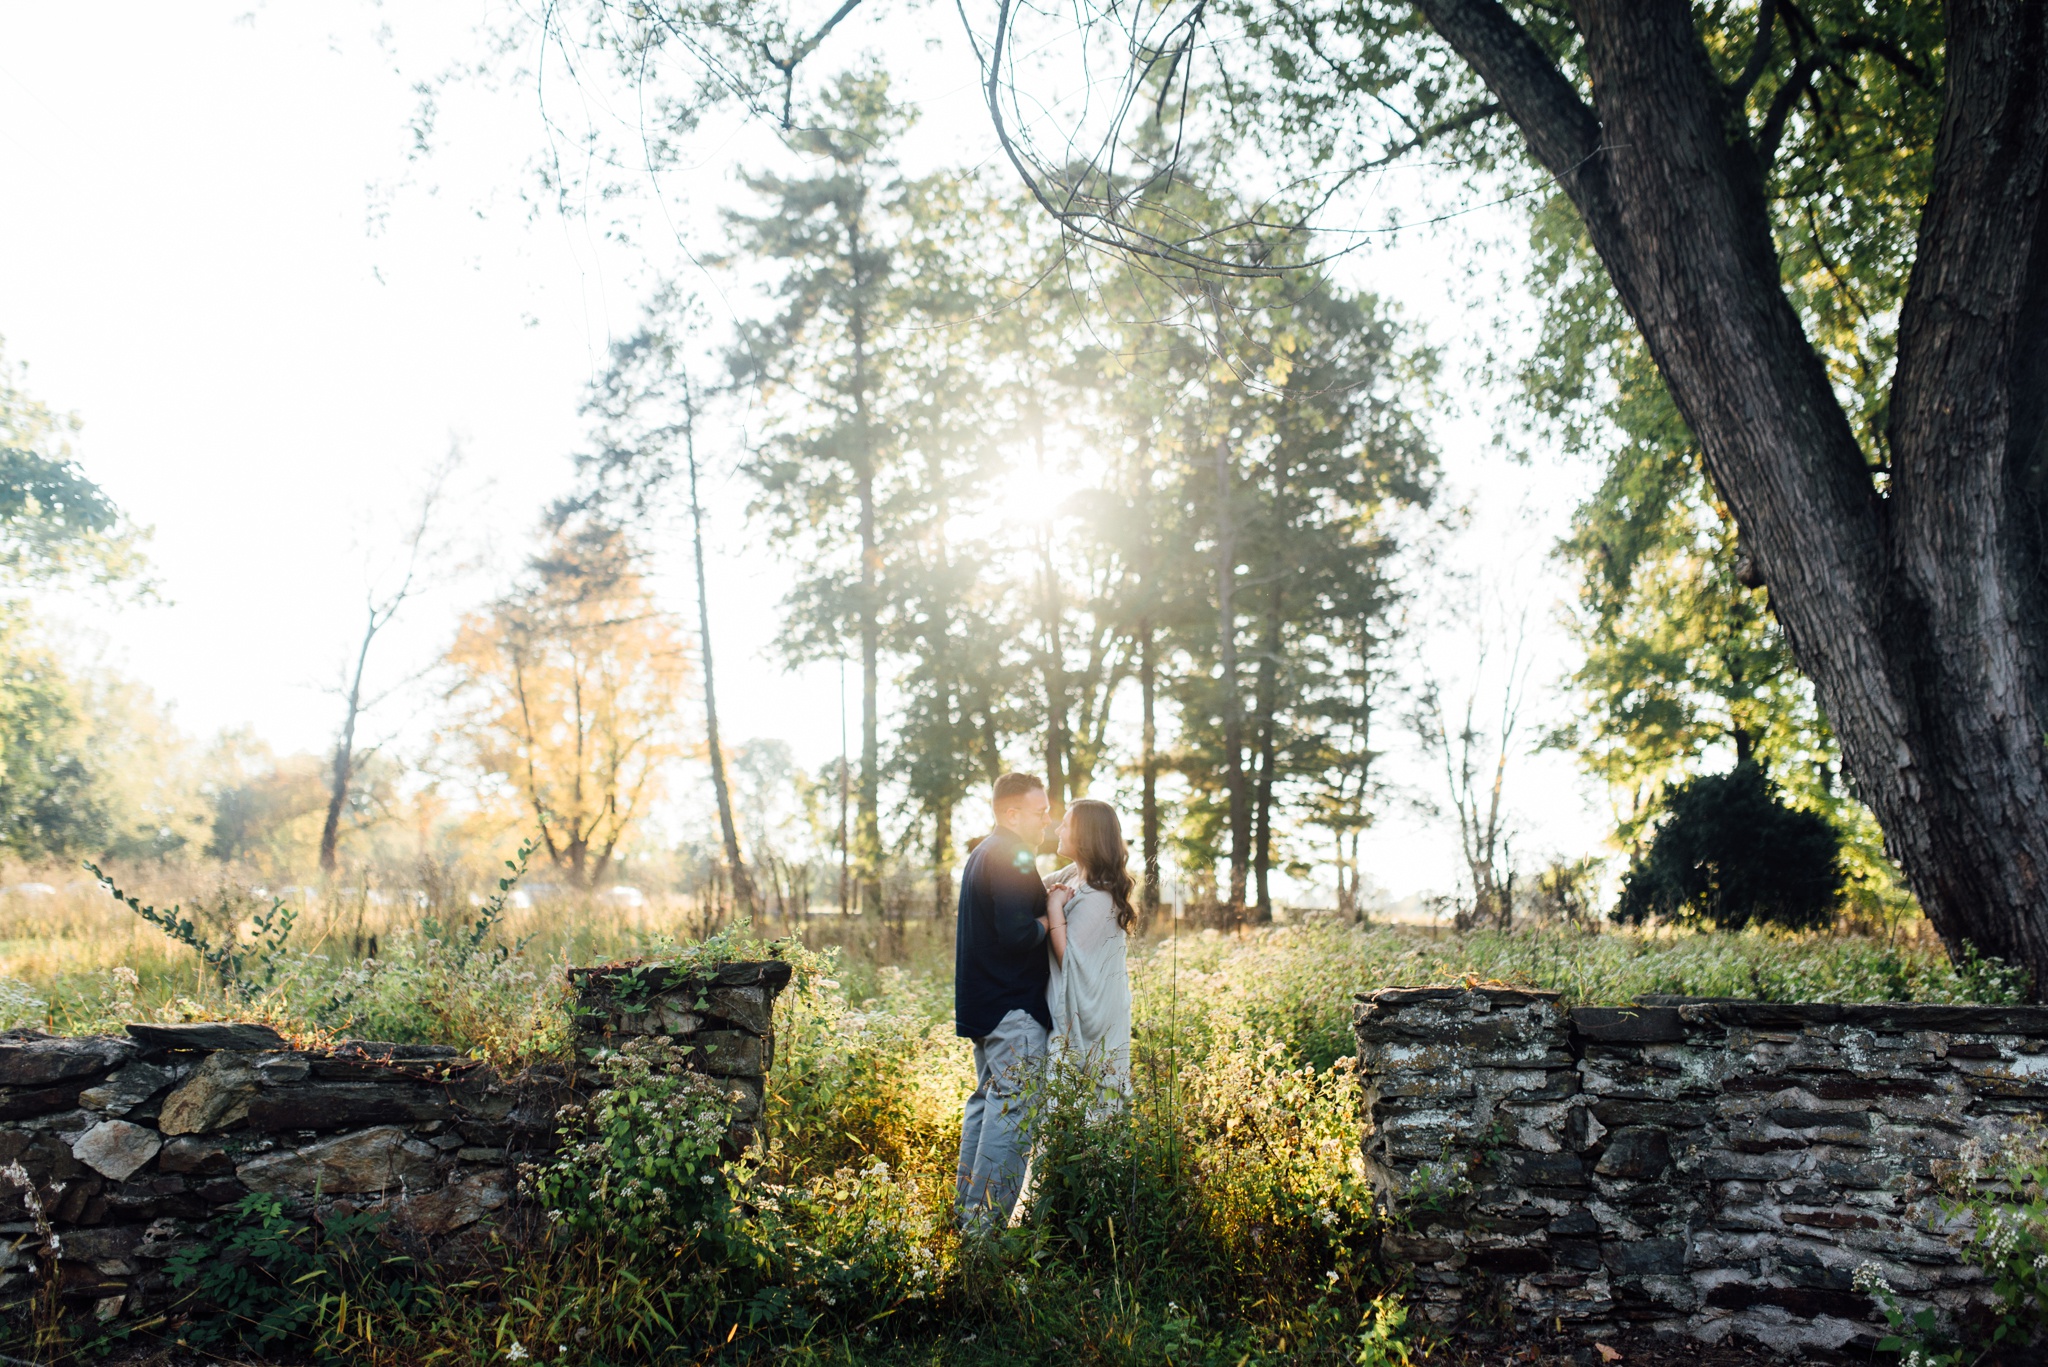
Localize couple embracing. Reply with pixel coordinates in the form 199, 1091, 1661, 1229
953, 771, 1135, 1231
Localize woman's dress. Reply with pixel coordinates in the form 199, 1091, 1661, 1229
1044, 865, 1132, 1116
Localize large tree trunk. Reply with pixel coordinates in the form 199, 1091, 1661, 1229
1419, 0, 2048, 991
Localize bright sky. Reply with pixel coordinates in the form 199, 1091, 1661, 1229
0, 2, 1611, 903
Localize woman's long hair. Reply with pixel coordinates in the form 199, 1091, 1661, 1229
1067, 798, 1136, 931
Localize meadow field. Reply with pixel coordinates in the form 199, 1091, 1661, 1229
0, 861, 2027, 1365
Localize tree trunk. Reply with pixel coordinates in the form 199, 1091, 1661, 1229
318, 459, 443, 876
848, 217, 884, 923
860, 542, 882, 919
684, 380, 756, 917
1251, 580, 1283, 924
978, 708, 1003, 783
931, 478, 961, 922
838, 658, 851, 916
319, 624, 373, 877
1418, 0, 2048, 991
1035, 422, 1068, 820
1214, 439, 1249, 924
1140, 616, 1161, 924
934, 802, 953, 920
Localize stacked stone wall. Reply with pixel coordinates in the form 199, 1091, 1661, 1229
0, 958, 789, 1325
1355, 986, 2048, 1354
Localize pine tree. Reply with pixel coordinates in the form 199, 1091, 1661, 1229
726, 70, 918, 922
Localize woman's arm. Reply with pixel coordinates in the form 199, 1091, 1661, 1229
1045, 885, 1070, 965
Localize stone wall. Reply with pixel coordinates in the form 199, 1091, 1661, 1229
1354, 986, 2048, 1354
0, 958, 790, 1325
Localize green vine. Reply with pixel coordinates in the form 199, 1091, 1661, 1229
421, 835, 536, 969
85, 862, 298, 997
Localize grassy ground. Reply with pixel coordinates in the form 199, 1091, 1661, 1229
0, 865, 2028, 1363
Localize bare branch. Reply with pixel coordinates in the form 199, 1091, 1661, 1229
765, 0, 870, 128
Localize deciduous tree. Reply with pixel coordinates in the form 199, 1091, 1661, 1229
445, 523, 690, 888
319, 451, 459, 877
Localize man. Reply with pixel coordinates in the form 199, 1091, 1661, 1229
953, 771, 1052, 1230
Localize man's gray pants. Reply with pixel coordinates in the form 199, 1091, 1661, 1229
955, 1008, 1047, 1231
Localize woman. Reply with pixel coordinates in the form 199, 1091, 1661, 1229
1042, 798, 1135, 1115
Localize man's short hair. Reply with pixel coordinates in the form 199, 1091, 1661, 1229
991, 772, 1046, 808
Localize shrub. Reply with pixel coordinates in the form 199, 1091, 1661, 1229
1615, 761, 1844, 930
525, 1036, 741, 1256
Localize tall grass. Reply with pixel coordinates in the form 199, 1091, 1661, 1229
0, 859, 2015, 1046
0, 859, 824, 1058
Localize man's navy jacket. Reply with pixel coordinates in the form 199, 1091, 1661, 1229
954, 826, 1051, 1038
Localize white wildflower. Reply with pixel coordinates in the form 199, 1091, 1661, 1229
504, 1342, 530, 1362
1851, 1261, 1891, 1295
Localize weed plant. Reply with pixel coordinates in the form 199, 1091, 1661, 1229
1852, 1129, 2048, 1366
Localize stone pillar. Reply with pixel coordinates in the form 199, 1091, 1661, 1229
566, 957, 793, 1153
